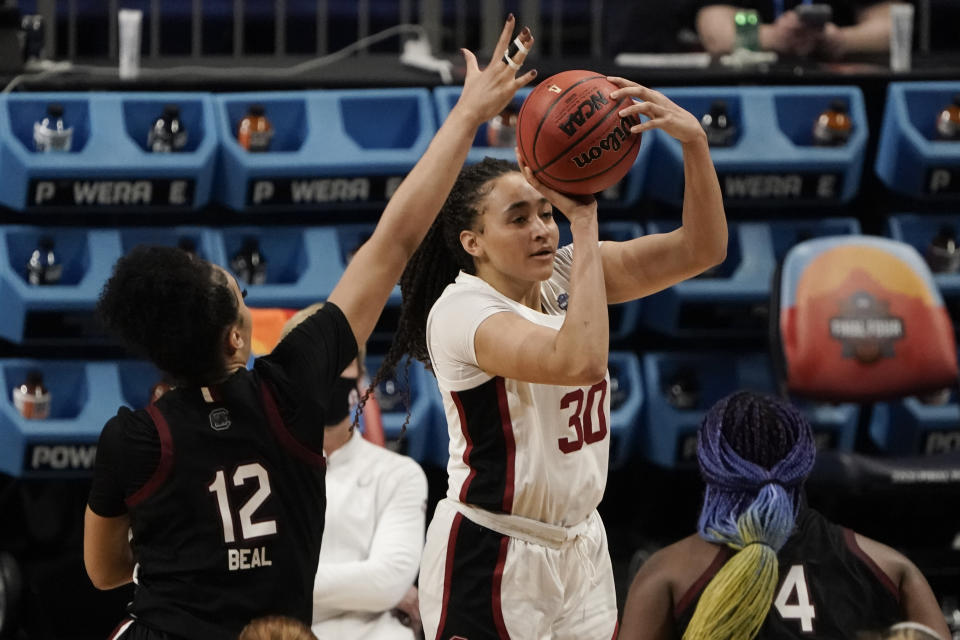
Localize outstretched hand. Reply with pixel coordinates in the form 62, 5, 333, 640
607, 77, 706, 146
455, 15, 537, 127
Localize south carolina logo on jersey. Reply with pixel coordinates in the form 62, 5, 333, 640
209, 408, 231, 431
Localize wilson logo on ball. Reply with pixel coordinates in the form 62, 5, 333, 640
571, 115, 640, 168
517, 69, 642, 195
559, 91, 609, 138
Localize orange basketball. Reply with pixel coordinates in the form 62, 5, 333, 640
517, 70, 642, 195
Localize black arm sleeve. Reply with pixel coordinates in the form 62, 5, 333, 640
88, 408, 161, 517
254, 302, 358, 448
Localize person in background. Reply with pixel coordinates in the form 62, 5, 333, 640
238, 616, 316, 640
618, 391, 950, 640
695, 0, 893, 59
280, 304, 427, 640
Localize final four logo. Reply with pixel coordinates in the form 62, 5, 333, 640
829, 291, 904, 363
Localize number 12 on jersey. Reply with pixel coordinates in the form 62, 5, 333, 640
774, 564, 816, 632
208, 462, 277, 543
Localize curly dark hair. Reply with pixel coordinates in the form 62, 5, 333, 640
98, 245, 239, 386
356, 157, 518, 431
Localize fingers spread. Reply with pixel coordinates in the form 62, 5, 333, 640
489, 14, 516, 66
461, 48, 479, 76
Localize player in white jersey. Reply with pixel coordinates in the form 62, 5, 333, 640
366, 81, 728, 640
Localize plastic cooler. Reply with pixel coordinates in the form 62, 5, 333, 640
0, 92, 218, 211
647, 86, 867, 207
641, 218, 861, 337
214, 89, 436, 211
875, 81, 960, 200
0, 359, 121, 478
641, 352, 858, 469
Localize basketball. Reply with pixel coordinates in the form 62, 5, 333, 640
517, 70, 642, 195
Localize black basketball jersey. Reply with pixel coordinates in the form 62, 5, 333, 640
124, 374, 326, 640
674, 508, 901, 639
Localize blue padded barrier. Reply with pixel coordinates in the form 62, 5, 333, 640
641, 218, 861, 337
365, 354, 441, 465
641, 352, 858, 469
0, 359, 120, 478
608, 351, 643, 470
0, 92, 218, 211
214, 89, 436, 211
432, 86, 652, 207
0, 226, 120, 343
876, 82, 960, 200
116, 360, 166, 411
887, 213, 960, 302
870, 392, 960, 456
557, 220, 644, 341
647, 86, 868, 207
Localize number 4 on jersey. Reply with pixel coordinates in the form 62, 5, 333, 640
774, 564, 816, 632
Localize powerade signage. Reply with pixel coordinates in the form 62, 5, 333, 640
28, 178, 195, 208
245, 175, 405, 207
24, 443, 97, 473
718, 172, 844, 202
925, 167, 960, 196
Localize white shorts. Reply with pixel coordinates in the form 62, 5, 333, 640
419, 499, 618, 640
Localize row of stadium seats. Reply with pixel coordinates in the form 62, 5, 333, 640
0, 82, 957, 211
3, 347, 955, 480
3, 215, 959, 344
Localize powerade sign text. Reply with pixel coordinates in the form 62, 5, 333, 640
24, 443, 97, 473
246, 175, 405, 207
925, 167, 960, 196
28, 178, 195, 207
718, 172, 844, 201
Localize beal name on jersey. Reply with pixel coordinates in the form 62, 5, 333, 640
227, 546, 272, 571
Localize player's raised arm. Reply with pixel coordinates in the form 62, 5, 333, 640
328, 17, 536, 347
595, 79, 727, 304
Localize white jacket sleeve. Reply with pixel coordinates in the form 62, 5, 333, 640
312, 459, 428, 616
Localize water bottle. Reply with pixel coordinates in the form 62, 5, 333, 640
812, 100, 852, 147
147, 104, 188, 153
664, 369, 699, 410
33, 103, 73, 152
701, 100, 736, 147
26, 236, 63, 285
926, 225, 960, 274
486, 104, 519, 148
935, 94, 960, 142
13, 369, 51, 420
237, 104, 273, 152
230, 237, 268, 285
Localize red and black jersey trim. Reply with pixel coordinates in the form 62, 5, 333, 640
450, 377, 516, 514
125, 404, 175, 508
673, 544, 732, 619
436, 512, 511, 640
259, 379, 325, 468
842, 528, 900, 602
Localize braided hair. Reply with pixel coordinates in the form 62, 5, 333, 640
356, 158, 518, 430
684, 391, 816, 640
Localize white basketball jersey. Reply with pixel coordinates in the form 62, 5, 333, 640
426, 244, 610, 527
